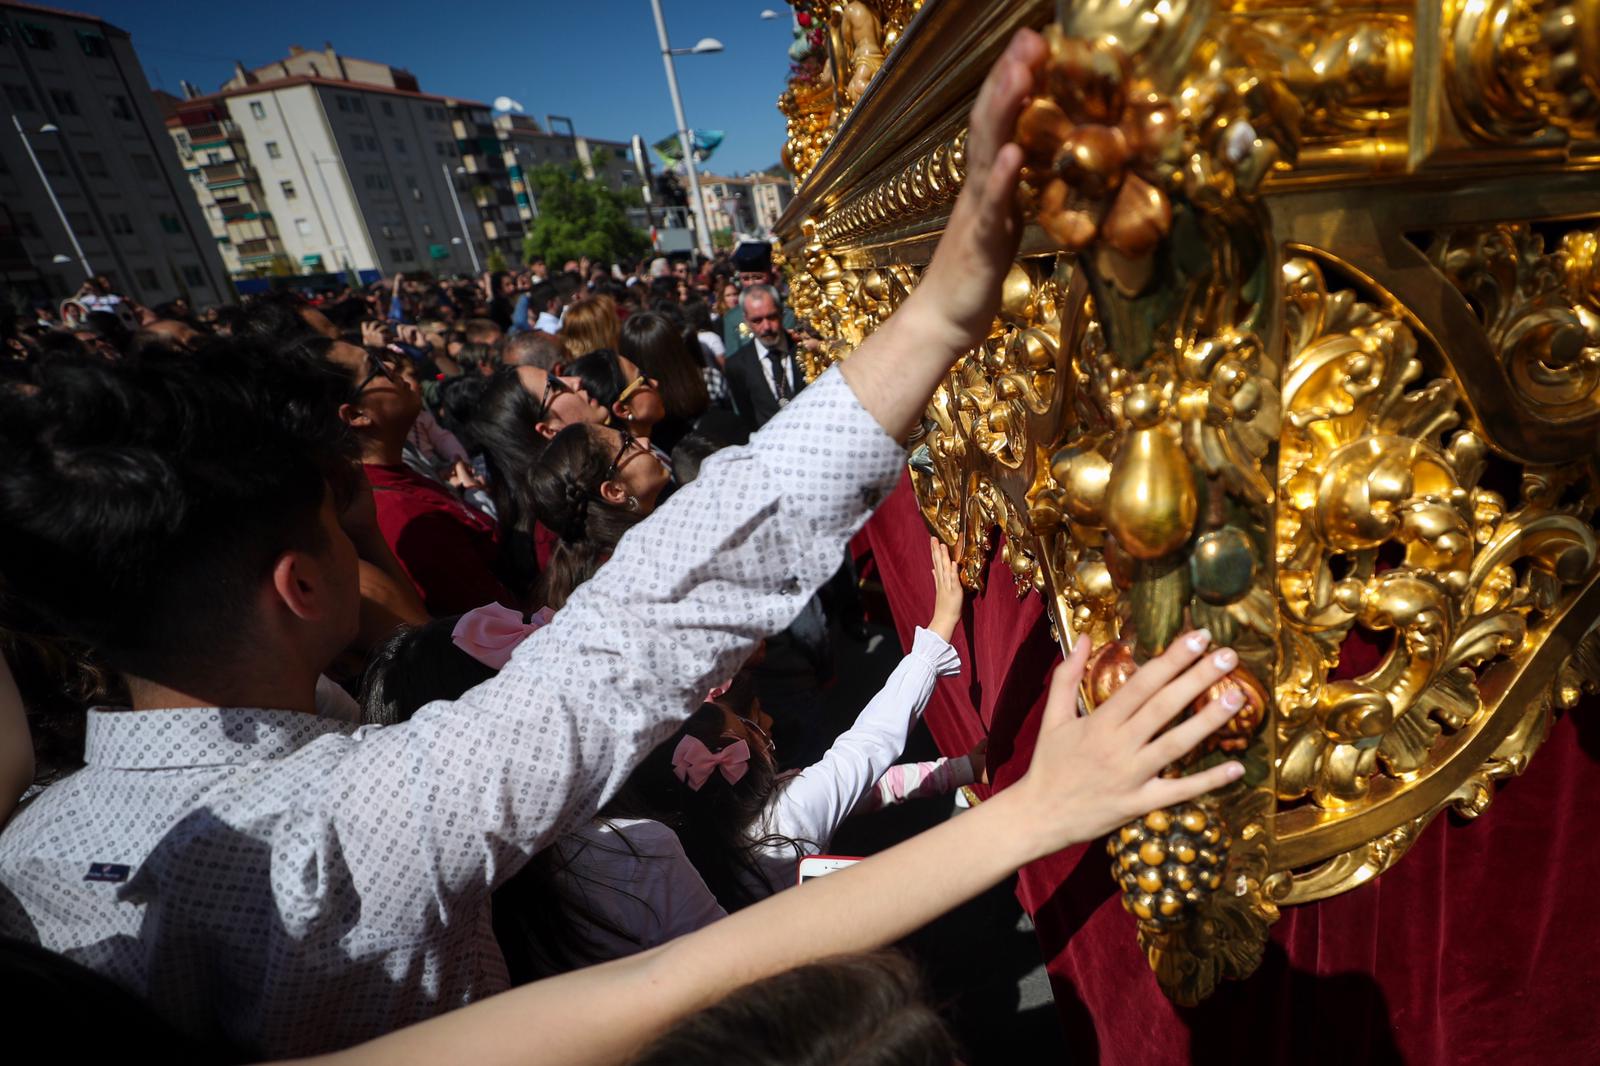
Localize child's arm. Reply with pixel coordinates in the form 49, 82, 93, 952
852, 737, 987, 816
757, 539, 969, 867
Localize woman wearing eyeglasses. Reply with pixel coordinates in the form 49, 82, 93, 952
565, 349, 670, 459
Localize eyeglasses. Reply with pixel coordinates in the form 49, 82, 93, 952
615, 374, 656, 406
736, 715, 775, 757
540, 370, 575, 413
353, 350, 397, 396
606, 427, 637, 480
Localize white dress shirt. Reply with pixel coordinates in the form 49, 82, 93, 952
0, 367, 905, 1058
753, 336, 798, 407
535, 310, 563, 334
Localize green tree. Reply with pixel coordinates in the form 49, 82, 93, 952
521, 163, 649, 266
486, 246, 509, 273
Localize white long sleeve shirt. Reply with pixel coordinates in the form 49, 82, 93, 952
751, 626, 961, 890
0, 367, 904, 1058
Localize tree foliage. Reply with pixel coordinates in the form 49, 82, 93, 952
520, 163, 648, 266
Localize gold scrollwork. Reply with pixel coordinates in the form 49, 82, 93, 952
1432, 222, 1600, 418
1275, 255, 1598, 811
1444, 0, 1600, 145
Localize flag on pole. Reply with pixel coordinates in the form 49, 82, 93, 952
653, 130, 725, 165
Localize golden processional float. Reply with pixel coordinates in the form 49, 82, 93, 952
773, 0, 1600, 1004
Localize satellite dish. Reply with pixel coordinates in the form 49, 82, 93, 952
493, 96, 525, 114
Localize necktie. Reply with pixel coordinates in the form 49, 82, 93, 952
767, 349, 791, 405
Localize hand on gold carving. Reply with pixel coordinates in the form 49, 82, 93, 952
1008, 629, 1245, 854
927, 536, 966, 642
912, 29, 1047, 352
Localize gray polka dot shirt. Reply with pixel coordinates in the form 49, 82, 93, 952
0, 367, 905, 1058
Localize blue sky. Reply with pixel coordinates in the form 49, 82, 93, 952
93, 0, 795, 176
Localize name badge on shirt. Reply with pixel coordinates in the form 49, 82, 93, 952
84, 862, 131, 884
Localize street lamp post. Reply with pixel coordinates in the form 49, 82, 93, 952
14, 116, 91, 278
444, 163, 483, 275
649, 0, 718, 259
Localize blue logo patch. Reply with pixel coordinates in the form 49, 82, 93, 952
84, 863, 130, 884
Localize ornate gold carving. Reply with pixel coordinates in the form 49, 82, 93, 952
1444, 0, 1600, 145
775, 0, 1600, 1007
1275, 255, 1598, 810
1432, 222, 1600, 417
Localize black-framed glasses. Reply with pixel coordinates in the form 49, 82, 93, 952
353, 350, 397, 396
541, 370, 575, 412
606, 427, 637, 480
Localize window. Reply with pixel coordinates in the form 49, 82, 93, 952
67, 211, 96, 236
203, 151, 221, 166
35, 148, 65, 176
265, 141, 281, 159
422, 222, 434, 237
393, 138, 407, 154
249, 101, 266, 120
3, 84, 36, 111
135, 268, 159, 290
381, 100, 394, 117
157, 214, 181, 234
336, 96, 349, 113
77, 30, 108, 57
20, 22, 55, 50
351, 97, 364, 113
366, 135, 380, 151
108, 213, 134, 235
82, 151, 108, 177
181, 264, 204, 286
280, 179, 297, 199
108, 95, 134, 121
132, 154, 159, 179
49, 89, 79, 116
15, 212, 41, 238
363, 173, 390, 191
295, 217, 312, 236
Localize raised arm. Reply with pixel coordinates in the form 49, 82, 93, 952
295, 623, 1247, 1066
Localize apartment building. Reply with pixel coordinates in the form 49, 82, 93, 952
163, 92, 289, 277
494, 112, 647, 231
446, 99, 522, 266
168, 45, 487, 281
748, 172, 793, 235
0, 1, 232, 306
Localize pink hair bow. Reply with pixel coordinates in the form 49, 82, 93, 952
671, 736, 751, 791
450, 603, 555, 669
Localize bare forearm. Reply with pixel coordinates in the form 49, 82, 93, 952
0, 652, 34, 825
302, 791, 1043, 1066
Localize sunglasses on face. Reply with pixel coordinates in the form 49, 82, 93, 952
540, 370, 576, 412
615, 374, 656, 406
354, 351, 397, 396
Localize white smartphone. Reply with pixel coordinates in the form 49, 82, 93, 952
797, 854, 862, 884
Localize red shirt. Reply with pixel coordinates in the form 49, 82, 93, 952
364, 463, 517, 615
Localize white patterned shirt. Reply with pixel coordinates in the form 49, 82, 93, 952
0, 367, 904, 1058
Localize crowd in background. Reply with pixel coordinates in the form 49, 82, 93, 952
0, 30, 1247, 1066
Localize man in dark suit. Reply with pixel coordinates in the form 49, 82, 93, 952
724, 283, 806, 440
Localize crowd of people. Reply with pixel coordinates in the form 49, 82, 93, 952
0, 32, 1248, 1065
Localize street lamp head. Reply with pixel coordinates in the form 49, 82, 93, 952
690, 37, 724, 54
38, 123, 59, 134
50, 253, 72, 264
450, 237, 464, 245
454, 166, 468, 175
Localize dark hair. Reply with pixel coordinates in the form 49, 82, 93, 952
357, 616, 495, 726
670, 432, 725, 486
525, 422, 644, 610
566, 348, 630, 413
436, 372, 493, 451
463, 318, 502, 345
0, 341, 356, 682
602, 703, 800, 912
629, 952, 957, 1066
684, 299, 714, 335
619, 311, 708, 421
455, 341, 498, 374
468, 368, 552, 600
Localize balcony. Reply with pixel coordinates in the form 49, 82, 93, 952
203, 161, 252, 188
235, 237, 281, 260
218, 200, 262, 222
188, 120, 238, 148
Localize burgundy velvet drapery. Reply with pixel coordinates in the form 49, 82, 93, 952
864, 470, 1600, 1064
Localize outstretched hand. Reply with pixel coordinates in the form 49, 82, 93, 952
927, 536, 965, 642
910, 28, 1044, 351
1009, 630, 1246, 860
